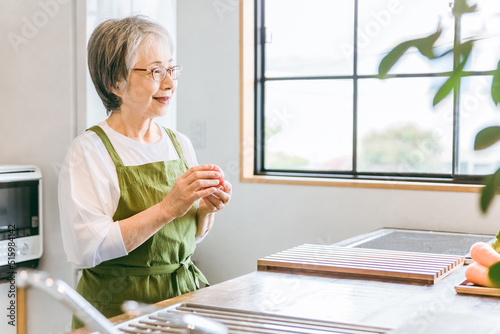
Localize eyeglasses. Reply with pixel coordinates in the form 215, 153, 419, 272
132, 65, 182, 81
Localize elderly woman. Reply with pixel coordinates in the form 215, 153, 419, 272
58, 15, 231, 329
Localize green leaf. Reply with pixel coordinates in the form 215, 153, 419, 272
492, 60, 500, 105
452, 0, 477, 16
432, 43, 471, 106
378, 26, 442, 78
433, 76, 458, 106
378, 41, 413, 78
488, 261, 500, 286
456, 40, 474, 62
480, 167, 500, 213
436, 40, 473, 59
474, 126, 500, 150
433, 60, 466, 105
413, 26, 443, 59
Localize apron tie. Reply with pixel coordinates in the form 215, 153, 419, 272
90, 257, 210, 297
171, 258, 210, 297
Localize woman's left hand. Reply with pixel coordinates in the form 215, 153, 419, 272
198, 180, 232, 215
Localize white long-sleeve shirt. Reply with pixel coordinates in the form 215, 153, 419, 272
58, 120, 202, 269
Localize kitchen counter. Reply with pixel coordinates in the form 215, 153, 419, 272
68, 265, 500, 333
67, 229, 500, 333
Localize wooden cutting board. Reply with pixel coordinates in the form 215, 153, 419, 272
258, 244, 464, 284
455, 279, 500, 297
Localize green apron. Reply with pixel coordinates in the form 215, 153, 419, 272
72, 125, 208, 329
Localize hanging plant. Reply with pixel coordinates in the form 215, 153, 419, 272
378, 0, 500, 214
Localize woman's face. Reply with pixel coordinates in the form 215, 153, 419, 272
118, 38, 176, 118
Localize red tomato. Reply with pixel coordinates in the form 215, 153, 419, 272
212, 165, 225, 188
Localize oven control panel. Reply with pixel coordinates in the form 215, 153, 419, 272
0, 235, 43, 267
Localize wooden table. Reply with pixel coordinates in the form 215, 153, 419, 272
68, 265, 500, 333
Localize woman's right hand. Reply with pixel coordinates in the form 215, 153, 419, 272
159, 164, 221, 219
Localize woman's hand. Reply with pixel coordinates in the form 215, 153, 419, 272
198, 180, 232, 215
117, 165, 221, 253
159, 164, 221, 219
195, 179, 232, 238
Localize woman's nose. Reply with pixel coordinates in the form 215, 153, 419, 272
160, 72, 175, 89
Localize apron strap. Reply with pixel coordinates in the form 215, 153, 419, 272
87, 125, 125, 168
163, 127, 188, 163
88, 126, 184, 169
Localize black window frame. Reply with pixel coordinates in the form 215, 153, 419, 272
254, 0, 493, 185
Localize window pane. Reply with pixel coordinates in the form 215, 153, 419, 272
458, 76, 500, 175
264, 0, 354, 77
462, 0, 500, 72
264, 80, 353, 171
357, 0, 454, 75
357, 78, 453, 174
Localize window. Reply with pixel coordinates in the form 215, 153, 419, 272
241, 0, 500, 190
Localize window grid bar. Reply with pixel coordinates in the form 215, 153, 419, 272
262, 71, 494, 81
452, 8, 461, 178
352, 0, 359, 174
261, 169, 482, 183
255, 0, 265, 174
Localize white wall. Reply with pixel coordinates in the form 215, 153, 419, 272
0, 0, 75, 333
177, 0, 500, 285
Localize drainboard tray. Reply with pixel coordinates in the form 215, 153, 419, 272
115, 302, 391, 333
258, 244, 464, 284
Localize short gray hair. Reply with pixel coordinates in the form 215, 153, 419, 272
87, 15, 174, 114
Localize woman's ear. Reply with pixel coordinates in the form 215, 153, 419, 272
111, 83, 123, 98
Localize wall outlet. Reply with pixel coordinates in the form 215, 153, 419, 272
190, 120, 206, 148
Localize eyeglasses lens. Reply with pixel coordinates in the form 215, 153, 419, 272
152, 67, 181, 81
168, 67, 181, 80
152, 68, 167, 81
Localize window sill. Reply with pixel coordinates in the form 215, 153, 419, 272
239, 173, 482, 193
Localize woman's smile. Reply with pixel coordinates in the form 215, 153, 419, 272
153, 95, 171, 105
